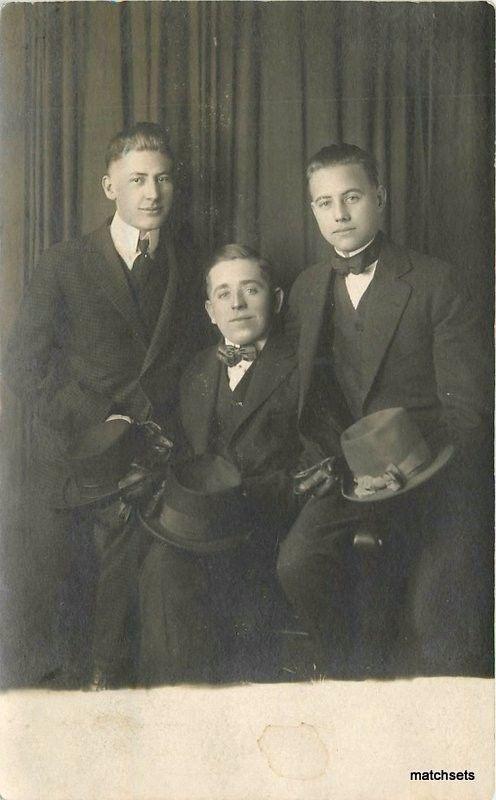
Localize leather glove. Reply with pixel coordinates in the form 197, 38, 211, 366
293, 456, 341, 498
135, 421, 174, 470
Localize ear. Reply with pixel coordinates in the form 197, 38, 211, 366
102, 174, 116, 201
205, 299, 216, 325
377, 185, 387, 210
273, 287, 284, 315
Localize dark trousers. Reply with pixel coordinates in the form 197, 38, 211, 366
276, 493, 396, 677
277, 464, 493, 678
138, 536, 283, 686
91, 503, 151, 684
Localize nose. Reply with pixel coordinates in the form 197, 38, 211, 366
231, 289, 247, 310
144, 178, 160, 200
334, 200, 350, 222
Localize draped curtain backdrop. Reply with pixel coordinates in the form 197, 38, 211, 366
0, 1, 493, 673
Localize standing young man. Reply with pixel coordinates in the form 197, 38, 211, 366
3, 122, 198, 686
279, 144, 492, 676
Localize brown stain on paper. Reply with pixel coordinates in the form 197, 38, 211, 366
258, 722, 329, 780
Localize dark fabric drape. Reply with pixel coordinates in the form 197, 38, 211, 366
0, 1, 493, 683
4, 2, 493, 289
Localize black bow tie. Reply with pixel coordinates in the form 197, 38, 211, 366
331, 232, 383, 276
217, 343, 258, 367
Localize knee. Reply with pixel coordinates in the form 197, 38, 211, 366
276, 537, 310, 596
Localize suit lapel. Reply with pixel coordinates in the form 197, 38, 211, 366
182, 347, 220, 453
298, 262, 333, 414
359, 240, 413, 402
141, 232, 179, 375
227, 330, 296, 442
87, 223, 148, 344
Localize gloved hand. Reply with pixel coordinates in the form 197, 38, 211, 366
293, 456, 341, 498
135, 421, 174, 468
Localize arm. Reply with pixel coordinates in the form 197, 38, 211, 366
431, 267, 491, 453
3, 247, 65, 405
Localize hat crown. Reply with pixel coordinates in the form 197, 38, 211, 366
341, 408, 430, 478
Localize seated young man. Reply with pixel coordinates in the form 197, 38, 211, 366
137, 243, 340, 685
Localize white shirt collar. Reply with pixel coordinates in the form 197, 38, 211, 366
335, 237, 375, 259
110, 212, 160, 269
225, 337, 267, 355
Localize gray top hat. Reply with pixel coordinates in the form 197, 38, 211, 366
341, 407, 454, 503
138, 454, 254, 553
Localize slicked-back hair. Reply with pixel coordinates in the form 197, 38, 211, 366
306, 144, 380, 188
105, 122, 173, 170
204, 243, 278, 297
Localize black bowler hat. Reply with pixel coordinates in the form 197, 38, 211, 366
59, 419, 141, 509
138, 454, 254, 553
341, 407, 454, 503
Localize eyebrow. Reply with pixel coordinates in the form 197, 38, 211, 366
212, 279, 264, 293
313, 188, 363, 202
129, 171, 171, 177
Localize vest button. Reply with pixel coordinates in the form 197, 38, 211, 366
355, 322, 364, 332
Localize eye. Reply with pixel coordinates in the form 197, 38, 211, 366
158, 175, 172, 183
130, 176, 143, 184
217, 290, 230, 300
345, 193, 360, 203
316, 199, 331, 209
245, 286, 259, 295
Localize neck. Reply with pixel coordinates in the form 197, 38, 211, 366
334, 235, 376, 259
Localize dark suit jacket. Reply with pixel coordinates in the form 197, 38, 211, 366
3, 221, 198, 469
288, 236, 491, 454
177, 329, 338, 525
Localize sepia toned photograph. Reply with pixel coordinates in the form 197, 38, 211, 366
0, 2, 493, 798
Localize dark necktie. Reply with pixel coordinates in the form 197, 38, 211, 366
330, 231, 383, 276
217, 343, 258, 367
131, 237, 151, 288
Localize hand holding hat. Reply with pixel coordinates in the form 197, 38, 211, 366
293, 456, 341, 499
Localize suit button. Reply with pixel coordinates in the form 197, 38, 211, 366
355, 322, 364, 332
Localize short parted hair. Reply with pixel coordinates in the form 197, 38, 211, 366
306, 143, 380, 188
204, 243, 278, 297
105, 122, 173, 170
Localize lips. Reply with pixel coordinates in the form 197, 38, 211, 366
333, 227, 355, 234
140, 207, 163, 213
230, 316, 253, 323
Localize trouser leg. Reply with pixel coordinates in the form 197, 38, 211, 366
91, 504, 150, 685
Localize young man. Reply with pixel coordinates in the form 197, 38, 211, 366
137, 244, 340, 684
3, 122, 198, 687
279, 144, 492, 675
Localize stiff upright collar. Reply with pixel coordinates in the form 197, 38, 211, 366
110, 212, 160, 269
331, 231, 384, 276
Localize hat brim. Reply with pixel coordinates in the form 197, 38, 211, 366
342, 444, 455, 503
56, 477, 124, 510
137, 509, 252, 554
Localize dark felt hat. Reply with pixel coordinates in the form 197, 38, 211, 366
138, 454, 253, 553
341, 407, 454, 503
59, 419, 141, 509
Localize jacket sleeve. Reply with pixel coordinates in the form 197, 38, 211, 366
431, 268, 491, 448
2, 248, 65, 406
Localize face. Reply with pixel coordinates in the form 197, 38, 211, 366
102, 149, 173, 232
205, 259, 283, 346
309, 162, 386, 253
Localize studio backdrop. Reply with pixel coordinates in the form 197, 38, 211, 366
0, 1, 493, 678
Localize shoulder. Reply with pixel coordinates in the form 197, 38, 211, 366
38, 224, 108, 265
290, 259, 329, 292
181, 344, 218, 382
386, 239, 467, 295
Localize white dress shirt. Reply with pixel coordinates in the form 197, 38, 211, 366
335, 238, 378, 310
225, 338, 267, 392
110, 212, 160, 270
